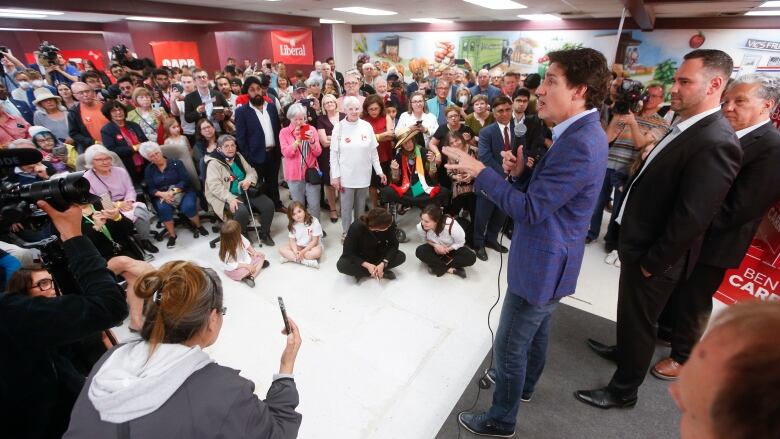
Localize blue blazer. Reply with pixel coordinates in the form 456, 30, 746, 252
477, 121, 524, 174
426, 97, 453, 119
234, 102, 281, 167
10, 98, 34, 125
474, 111, 608, 305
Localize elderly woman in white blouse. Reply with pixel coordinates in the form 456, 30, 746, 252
330, 96, 386, 237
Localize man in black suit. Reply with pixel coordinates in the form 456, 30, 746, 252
184, 68, 231, 133
576, 49, 743, 409
651, 73, 780, 380
326, 57, 344, 89
512, 87, 547, 165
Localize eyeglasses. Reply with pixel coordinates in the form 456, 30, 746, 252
447, 114, 460, 119
73, 89, 95, 95
344, 81, 359, 85
195, 75, 208, 79
93, 156, 112, 162
33, 278, 54, 291
411, 100, 424, 104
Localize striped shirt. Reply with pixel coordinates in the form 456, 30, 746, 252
607, 113, 669, 172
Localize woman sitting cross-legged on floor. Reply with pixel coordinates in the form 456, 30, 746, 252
416, 204, 476, 278
336, 207, 405, 282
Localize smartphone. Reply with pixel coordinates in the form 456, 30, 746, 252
454, 58, 466, 65
415, 120, 422, 126
152, 102, 161, 111
278, 297, 291, 335
212, 106, 225, 114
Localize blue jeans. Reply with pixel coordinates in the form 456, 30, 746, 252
487, 292, 559, 428
154, 190, 198, 222
473, 193, 507, 248
587, 168, 628, 240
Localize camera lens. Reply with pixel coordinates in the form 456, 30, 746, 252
19, 172, 92, 211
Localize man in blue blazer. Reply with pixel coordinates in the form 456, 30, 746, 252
473, 95, 519, 261
444, 48, 610, 438
234, 75, 284, 212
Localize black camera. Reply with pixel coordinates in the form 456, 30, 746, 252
111, 44, 129, 62
39, 41, 60, 67
298, 98, 313, 108
613, 78, 646, 115
1, 172, 92, 224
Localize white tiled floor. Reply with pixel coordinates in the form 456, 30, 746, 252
112, 203, 701, 439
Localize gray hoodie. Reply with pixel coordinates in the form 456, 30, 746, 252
64, 341, 302, 438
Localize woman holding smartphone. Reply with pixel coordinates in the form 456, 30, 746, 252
395, 90, 438, 148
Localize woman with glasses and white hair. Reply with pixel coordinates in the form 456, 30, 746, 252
139, 141, 209, 249
280, 103, 323, 221
330, 96, 386, 238
83, 144, 158, 255
64, 261, 303, 438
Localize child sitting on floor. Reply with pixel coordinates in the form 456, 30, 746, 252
219, 220, 269, 287
279, 201, 323, 269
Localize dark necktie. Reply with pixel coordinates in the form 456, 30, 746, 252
503, 125, 510, 151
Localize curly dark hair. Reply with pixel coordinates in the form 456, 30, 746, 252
546, 48, 611, 110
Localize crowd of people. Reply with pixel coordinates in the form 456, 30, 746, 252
1, 41, 779, 439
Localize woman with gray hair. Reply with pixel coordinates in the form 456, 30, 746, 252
64, 261, 303, 439
83, 144, 159, 254
280, 103, 323, 220
330, 96, 386, 238
140, 141, 208, 249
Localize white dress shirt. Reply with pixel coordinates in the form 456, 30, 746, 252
735, 119, 769, 139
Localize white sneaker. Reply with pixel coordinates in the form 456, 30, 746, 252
301, 259, 319, 269
604, 250, 619, 265
280, 256, 290, 264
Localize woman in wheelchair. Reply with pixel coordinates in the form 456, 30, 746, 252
140, 142, 209, 249
379, 126, 451, 210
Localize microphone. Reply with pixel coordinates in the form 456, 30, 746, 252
0, 148, 44, 168
512, 121, 527, 155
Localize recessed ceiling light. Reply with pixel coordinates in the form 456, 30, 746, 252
517, 13, 561, 21
320, 18, 345, 23
463, 0, 526, 10
746, 10, 780, 15
410, 18, 454, 23
0, 8, 64, 15
0, 12, 48, 19
332, 7, 397, 15
758, 1, 780, 6
126, 16, 189, 23
0, 27, 34, 31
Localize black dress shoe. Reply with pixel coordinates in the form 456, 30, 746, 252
574, 387, 637, 409
485, 242, 509, 253
476, 247, 488, 261
586, 338, 617, 363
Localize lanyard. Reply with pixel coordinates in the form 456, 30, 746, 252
83, 214, 115, 243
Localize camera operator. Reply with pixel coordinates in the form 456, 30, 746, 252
0, 200, 129, 439
111, 45, 155, 77
43, 50, 80, 87
586, 81, 669, 249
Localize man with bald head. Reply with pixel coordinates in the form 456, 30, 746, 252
470, 68, 501, 104
68, 81, 109, 152
670, 301, 780, 439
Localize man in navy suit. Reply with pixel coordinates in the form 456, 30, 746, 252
234, 75, 285, 214
0, 83, 34, 125
473, 96, 516, 261
445, 48, 610, 437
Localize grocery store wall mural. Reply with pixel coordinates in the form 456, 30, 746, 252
352, 28, 780, 84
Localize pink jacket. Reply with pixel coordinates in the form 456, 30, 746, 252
280, 124, 322, 182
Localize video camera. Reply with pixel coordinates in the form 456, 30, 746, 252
111, 44, 129, 63
613, 78, 646, 115
38, 41, 60, 67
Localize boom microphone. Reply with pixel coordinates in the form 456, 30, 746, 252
0, 148, 44, 168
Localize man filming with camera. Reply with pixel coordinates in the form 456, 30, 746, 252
0, 200, 129, 439
586, 81, 669, 249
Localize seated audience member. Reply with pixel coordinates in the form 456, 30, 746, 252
380, 126, 450, 208
204, 135, 275, 246
161, 116, 200, 190
669, 301, 780, 439
361, 95, 395, 208
317, 94, 345, 224
32, 88, 71, 144
140, 142, 209, 249
127, 87, 164, 143
83, 144, 158, 254
7, 139, 52, 184
279, 201, 323, 269
63, 261, 303, 438
464, 94, 495, 140
68, 82, 109, 153
80, 200, 143, 262
218, 220, 269, 287
445, 132, 477, 228
0, 98, 30, 147
280, 103, 323, 220
337, 207, 405, 281
416, 204, 476, 278
29, 125, 73, 173
395, 91, 438, 147
100, 100, 148, 183
56, 83, 78, 109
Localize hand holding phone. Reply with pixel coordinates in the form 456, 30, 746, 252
278, 296, 291, 335
278, 297, 301, 375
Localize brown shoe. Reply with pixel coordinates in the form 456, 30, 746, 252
651, 357, 682, 381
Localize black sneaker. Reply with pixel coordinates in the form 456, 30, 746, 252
383, 270, 396, 280
458, 412, 515, 438
141, 239, 159, 254
197, 226, 209, 236
262, 260, 270, 269
521, 393, 533, 402
167, 236, 177, 249
242, 276, 255, 288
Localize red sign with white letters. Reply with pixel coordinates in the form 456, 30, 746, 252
149, 41, 201, 68
270, 31, 313, 65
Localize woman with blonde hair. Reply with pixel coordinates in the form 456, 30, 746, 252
64, 261, 303, 438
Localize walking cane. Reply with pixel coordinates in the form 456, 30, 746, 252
242, 187, 263, 246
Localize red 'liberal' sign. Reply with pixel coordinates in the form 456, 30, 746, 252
149, 41, 201, 68
271, 31, 313, 65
